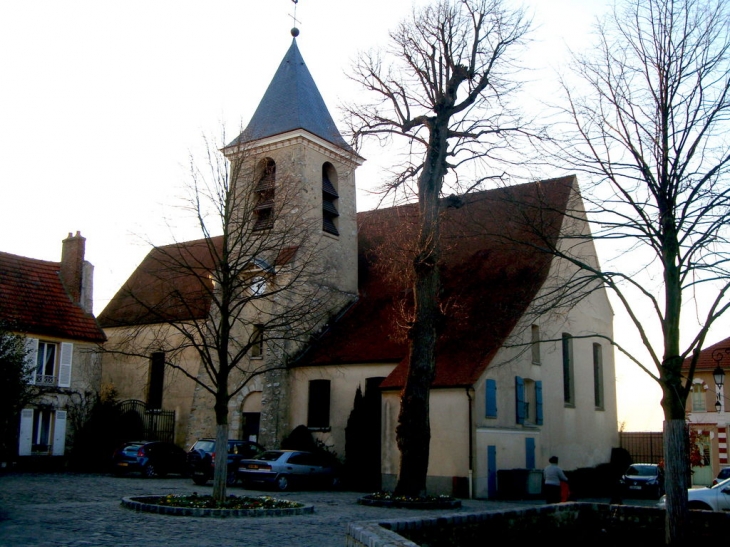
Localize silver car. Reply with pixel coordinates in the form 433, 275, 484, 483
658, 478, 730, 511
237, 450, 340, 491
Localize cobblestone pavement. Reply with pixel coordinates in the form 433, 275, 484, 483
0, 472, 656, 547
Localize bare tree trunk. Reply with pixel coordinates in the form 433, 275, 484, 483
395, 123, 447, 497
662, 373, 690, 546
212, 393, 229, 502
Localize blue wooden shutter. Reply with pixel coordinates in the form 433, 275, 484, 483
487, 445, 497, 498
515, 376, 525, 424
535, 381, 543, 425
525, 437, 536, 469
485, 379, 497, 418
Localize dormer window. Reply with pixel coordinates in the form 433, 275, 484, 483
254, 158, 275, 231
322, 163, 339, 236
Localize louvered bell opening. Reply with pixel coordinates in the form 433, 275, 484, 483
253, 207, 273, 231
322, 177, 339, 198
323, 216, 339, 236
255, 175, 275, 192
322, 199, 339, 217
254, 199, 274, 211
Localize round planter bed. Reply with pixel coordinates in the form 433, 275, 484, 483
358, 494, 461, 510
121, 495, 313, 518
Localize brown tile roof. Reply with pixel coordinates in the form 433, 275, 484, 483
300, 176, 575, 388
683, 336, 730, 371
0, 251, 106, 343
98, 237, 221, 327
98, 176, 575, 388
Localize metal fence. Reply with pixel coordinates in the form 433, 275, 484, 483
117, 400, 175, 444
619, 431, 663, 464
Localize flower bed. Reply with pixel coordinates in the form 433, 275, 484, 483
358, 492, 461, 509
121, 493, 313, 517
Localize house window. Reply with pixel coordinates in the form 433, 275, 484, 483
485, 379, 497, 418
35, 342, 57, 386
516, 377, 543, 425
691, 383, 706, 412
307, 379, 331, 429
29, 341, 73, 388
322, 163, 339, 236
250, 325, 263, 358
531, 324, 541, 364
562, 333, 575, 406
254, 158, 275, 231
18, 408, 67, 456
147, 352, 165, 409
593, 343, 604, 410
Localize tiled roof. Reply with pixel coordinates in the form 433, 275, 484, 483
227, 39, 353, 152
298, 176, 574, 388
683, 336, 730, 371
0, 251, 106, 342
98, 237, 221, 328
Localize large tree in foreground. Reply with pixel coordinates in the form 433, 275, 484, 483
103, 135, 350, 501
544, 0, 730, 543
345, 0, 532, 496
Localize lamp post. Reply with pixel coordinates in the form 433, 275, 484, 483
711, 349, 727, 412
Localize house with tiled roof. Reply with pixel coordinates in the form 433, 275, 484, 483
684, 337, 730, 485
99, 37, 618, 497
0, 232, 106, 459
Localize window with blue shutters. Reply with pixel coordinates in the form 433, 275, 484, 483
485, 379, 497, 418
515, 376, 525, 424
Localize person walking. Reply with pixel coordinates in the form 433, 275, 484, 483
543, 456, 568, 504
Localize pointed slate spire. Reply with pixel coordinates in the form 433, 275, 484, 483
231, 39, 352, 152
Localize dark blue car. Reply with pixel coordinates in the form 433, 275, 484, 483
112, 441, 188, 478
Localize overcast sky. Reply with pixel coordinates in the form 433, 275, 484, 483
1, 0, 693, 431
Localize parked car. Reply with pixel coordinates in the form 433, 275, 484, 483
237, 450, 340, 491
112, 441, 188, 478
620, 463, 664, 499
658, 478, 730, 511
712, 467, 730, 486
187, 438, 265, 486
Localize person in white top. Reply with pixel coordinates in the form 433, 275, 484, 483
544, 455, 568, 503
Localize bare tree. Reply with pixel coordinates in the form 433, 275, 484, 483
101, 134, 353, 501
345, 0, 532, 496
0, 324, 34, 461
540, 0, 730, 543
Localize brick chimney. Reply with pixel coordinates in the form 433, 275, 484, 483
60, 231, 85, 307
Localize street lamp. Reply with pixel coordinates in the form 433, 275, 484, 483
711, 349, 727, 412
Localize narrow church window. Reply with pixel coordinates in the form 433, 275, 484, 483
531, 324, 541, 364
322, 163, 339, 236
562, 333, 575, 406
250, 325, 263, 358
593, 343, 604, 410
147, 351, 165, 409
307, 379, 331, 429
254, 158, 275, 231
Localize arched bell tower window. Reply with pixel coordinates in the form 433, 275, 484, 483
322, 162, 339, 236
254, 158, 275, 231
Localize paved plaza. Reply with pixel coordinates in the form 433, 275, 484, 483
0, 472, 545, 547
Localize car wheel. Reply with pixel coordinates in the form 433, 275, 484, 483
143, 464, 158, 478
226, 470, 237, 486
192, 475, 208, 486
688, 501, 712, 511
276, 475, 290, 491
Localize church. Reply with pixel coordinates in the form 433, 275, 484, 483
99, 35, 618, 498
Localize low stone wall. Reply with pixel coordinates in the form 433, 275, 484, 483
345, 503, 729, 547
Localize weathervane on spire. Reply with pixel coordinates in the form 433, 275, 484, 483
290, 0, 301, 38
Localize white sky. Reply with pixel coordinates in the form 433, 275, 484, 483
3, 0, 709, 432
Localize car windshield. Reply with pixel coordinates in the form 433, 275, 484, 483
193, 441, 215, 452
255, 451, 285, 462
122, 444, 142, 453
711, 477, 730, 490
627, 465, 658, 476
